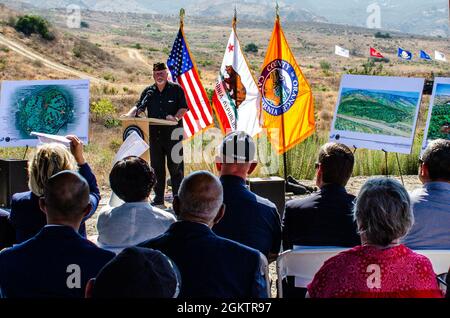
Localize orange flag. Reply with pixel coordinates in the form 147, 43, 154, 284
258, 16, 315, 154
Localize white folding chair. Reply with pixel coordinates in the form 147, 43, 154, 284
259, 253, 271, 297
276, 247, 346, 298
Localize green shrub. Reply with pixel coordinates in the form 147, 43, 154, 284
244, 43, 258, 53
15, 15, 55, 40
103, 73, 116, 82
374, 32, 391, 39
91, 98, 119, 128
320, 61, 331, 71
73, 46, 82, 58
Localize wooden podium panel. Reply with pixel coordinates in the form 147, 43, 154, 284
119, 117, 177, 163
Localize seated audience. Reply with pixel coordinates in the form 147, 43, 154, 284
138, 171, 268, 298
0, 171, 114, 298
0, 209, 15, 251
403, 139, 450, 249
10, 136, 100, 243
97, 156, 176, 253
282, 142, 360, 250
307, 178, 443, 298
85, 246, 180, 298
212, 131, 281, 262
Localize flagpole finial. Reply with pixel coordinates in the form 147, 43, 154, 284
180, 8, 185, 28
233, 5, 237, 29
275, 2, 280, 20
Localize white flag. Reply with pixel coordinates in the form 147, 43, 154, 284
335, 45, 350, 58
212, 27, 261, 136
435, 51, 446, 62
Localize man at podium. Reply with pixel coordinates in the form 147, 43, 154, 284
124, 62, 188, 206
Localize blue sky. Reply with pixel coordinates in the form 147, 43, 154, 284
436, 83, 450, 96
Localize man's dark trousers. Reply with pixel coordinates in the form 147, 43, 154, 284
150, 129, 184, 203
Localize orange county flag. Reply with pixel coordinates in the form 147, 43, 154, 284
212, 21, 261, 136
258, 17, 315, 154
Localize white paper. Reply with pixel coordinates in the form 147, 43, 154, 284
0, 79, 90, 147
335, 45, 350, 58
30, 131, 71, 147
329, 74, 424, 154
435, 51, 447, 62
112, 131, 149, 165
109, 131, 149, 207
421, 77, 450, 154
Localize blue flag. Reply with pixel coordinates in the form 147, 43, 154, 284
398, 48, 412, 60
420, 50, 432, 60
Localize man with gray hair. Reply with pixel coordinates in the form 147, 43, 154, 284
403, 139, 450, 249
0, 171, 114, 298
212, 131, 281, 263
138, 170, 268, 298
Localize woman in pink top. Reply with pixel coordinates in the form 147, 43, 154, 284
307, 178, 443, 298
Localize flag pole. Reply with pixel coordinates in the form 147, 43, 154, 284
275, 3, 289, 183
180, 8, 185, 29
233, 5, 237, 30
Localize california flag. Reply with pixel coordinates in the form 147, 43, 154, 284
212, 27, 261, 136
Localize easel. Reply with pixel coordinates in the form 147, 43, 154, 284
353, 145, 404, 186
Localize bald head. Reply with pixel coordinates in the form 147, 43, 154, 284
42, 170, 90, 222
176, 171, 223, 224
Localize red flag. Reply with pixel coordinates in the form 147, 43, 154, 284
370, 47, 384, 58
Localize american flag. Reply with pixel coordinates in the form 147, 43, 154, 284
167, 29, 213, 138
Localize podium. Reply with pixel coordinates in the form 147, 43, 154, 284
119, 117, 178, 162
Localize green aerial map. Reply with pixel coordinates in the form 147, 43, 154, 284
14, 85, 75, 138
335, 88, 420, 137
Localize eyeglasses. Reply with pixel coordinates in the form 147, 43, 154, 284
418, 157, 424, 165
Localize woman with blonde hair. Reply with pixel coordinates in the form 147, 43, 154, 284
10, 135, 100, 243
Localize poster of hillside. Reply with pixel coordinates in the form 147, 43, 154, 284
0, 79, 90, 147
422, 77, 450, 152
330, 75, 424, 154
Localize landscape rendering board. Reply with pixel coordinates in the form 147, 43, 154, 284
330, 75, 424, 154
0, 79, 90, 147
422, 77, 450, 152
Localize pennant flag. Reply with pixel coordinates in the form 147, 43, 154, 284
420, 50, 432, 60
167, 11, 213, 138
212, 16, 261, 136
397, 48, 412, 60
258, 15, 315, 154
370, 47, 384, 58
435, 50, 447, 62
335, 45, 350, 58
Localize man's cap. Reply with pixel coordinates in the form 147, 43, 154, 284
92, 246, 181, 298
219, 131, 256, 163
153, 62, 167, 71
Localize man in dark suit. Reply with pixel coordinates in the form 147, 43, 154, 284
0, 171, 114, 298
282, 142, 360, 250
212, 131, 281, 263
281, 143, 360, 298
138, 170, 268, 298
